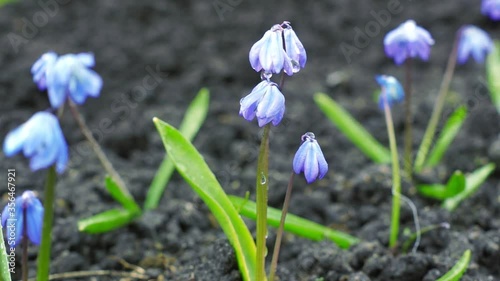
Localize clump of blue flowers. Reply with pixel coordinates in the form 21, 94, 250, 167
239, 80, 285, 127
384, 19, 435, 65
3, 111, 68, 174
1, 191, 44, 247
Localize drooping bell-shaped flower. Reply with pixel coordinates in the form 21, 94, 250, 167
1, 191, 44, 247
376, 75, 405, 109
249, 21, 306, 76
293, 132, 328, 183
482, 0, 500, 20
239, 80, 285, 127
3, 112, 68, 174
384, 20, 435, 65
457, 25, 494, 64
32, 52, 103, 109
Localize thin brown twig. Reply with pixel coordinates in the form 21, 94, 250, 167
26, 270, 149, 281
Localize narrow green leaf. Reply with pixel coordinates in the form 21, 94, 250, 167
314, 92, 391, 163
0, 0, 16, 7
145, 88, 210, 210
229, 195, 360, 249
417, 171, 466, 200
0, 224, 12, 281
153, 118, 256, 281
78, 209, 137, 234
443, 164, 496, 211
425, 106, 467, 168
436, 249, 472, 281
105, 176, 141, 213
486, 41, 500, 112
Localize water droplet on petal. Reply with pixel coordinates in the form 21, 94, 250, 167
291, 60, 300, 72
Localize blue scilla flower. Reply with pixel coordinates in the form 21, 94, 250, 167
31, 51, 58, 91
32, 52, 103, 109
1, 191, 44, 246
3, 112, 68, 174
249, 22, 306, 76
376, 75, 405, 109
482, 0, 500, 20
293, 132, 328, 183
239, 80, 285, 127
457, 25, 494, 64
384, 20, 435, 65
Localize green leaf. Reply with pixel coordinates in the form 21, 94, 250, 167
0, 0, 16, 7
486, 41, 500, 113
0, 224, 12, 281
153, 118, 256, 281
425, 106, 467, 168
417, 171, 466, 200
145, 88, 210, 210
229, 195, 360, 249
314, 92, 391, 163
78, 209, 137, 234
436, 249, 472, 281
443, 164, 496, 211
105, 176, 141, 214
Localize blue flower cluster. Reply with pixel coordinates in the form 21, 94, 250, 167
4, 52, 102, 174
240, 21, 306, 128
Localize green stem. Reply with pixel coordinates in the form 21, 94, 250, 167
256, 124, 271, 281
384, 103, 401, 249
22, 210, 28, 281
68, 101, 133, 199
36, 166, 57, 281
414, 35, 459, 172
268, 172, 294, 281
403, 59, 413, 180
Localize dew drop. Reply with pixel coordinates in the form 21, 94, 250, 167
260, 173, 267, 184
291, 60, 300, 72
261, 71, 272, 80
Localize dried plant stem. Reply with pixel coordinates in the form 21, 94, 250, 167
268, 172, 295, 281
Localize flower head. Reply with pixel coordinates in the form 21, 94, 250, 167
457, 25, 493, 64
293, 132, 328, 183
3, 112, 68, 174
249, 21, 306, 76
1, 191, 44, 246
32, 52, 103, 108
482, 0, 500, 20
376, 75, 405, 109
384, 20, 435, 65
31, 51, 58, 91
239, 80, 285, 127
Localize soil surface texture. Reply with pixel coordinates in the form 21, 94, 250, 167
0, 0, 499, 281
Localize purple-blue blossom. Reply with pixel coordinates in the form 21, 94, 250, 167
249, 22, 306, 76
3, 112, 68, 174
457, 25, 493, 64
376, 75, 405, 109
384, 20, 435, 65
482, 0, 500, 20
293, 132, 328, 183
239, 80, 285, 127
32, 52, 103, 109
1, 191, 44, 247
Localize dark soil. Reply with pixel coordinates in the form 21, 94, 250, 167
0, 0, 499, 280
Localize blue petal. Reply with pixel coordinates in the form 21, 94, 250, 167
75, 52, 95, 67
3, 126, 28, 157
293, 141, 309, 174
239, 81, 268, 121
256, 85, 285, 127
304, 142, 319, 183
25, 197, 44, 245
313, 142, 328, 179
259, 29, 284, 74
249, 31, 270, 72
